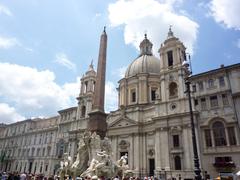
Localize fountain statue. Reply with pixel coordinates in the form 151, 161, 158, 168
58, 131, 132, 179
59, 153, 72, 179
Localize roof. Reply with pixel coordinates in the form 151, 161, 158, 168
190, 63, 240, 79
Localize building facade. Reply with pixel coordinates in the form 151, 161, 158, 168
0, 29, 240, 179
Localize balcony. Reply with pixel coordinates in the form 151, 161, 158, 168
213, 161, 236, 172
213, 161, 235, 168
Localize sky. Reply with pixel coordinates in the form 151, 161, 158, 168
0, 0, 239, 124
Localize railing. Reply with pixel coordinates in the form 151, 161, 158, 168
213, 162, 235, 168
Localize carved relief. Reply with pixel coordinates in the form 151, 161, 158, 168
119, 140, 130, 150
148, 149, 155, 157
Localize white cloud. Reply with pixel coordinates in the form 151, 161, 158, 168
62, 79, 80, 98
0, 103, 25, 124
112, 66, 128, 79
0, 36, 20, 49
55, 53, 76, 71
237, 39, 240, 49
108, 0, 199, 54
0, 4, 12, 16
209, 0, 240, 30
105, 81, 118, 112
95, 13, 101, 17
0, 36, 33, 52
0, 62, 79, 121
0, 62, 119, 121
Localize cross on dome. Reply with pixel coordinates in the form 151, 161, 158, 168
167, 25, 174, 38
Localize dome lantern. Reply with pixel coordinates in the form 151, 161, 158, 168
139, 33, 153, 56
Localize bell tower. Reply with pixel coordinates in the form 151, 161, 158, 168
159, 27, 186, 71
157, 27, 189, 114
76, 62, 96, 120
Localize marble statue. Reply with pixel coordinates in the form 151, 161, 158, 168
58, 131, 133, 179
59, 153, 73, 179
71, 137, 89, 178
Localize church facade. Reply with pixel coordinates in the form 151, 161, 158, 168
0, 29, 240, 179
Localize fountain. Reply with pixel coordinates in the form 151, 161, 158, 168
58, 131, 132, 179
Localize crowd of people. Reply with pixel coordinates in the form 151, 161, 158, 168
0, 172, 54, 180
0, 172, 159, 180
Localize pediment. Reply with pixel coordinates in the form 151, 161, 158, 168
108, 116, 138, 128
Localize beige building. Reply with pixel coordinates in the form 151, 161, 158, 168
0, 29, 240, 179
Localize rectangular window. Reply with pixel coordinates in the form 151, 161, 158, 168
34, 135, 37, 145
194, 99, 199, 106
222, 94, 229, 106
45, 164, 48, 172
47, 147, 51, 156
208, 79, 214, 88
204, 129, 212, 147
131, 89, 136, 103
31, 148, 35, 156
50, 132, 53, 143
42, 148, 45, 156
39, 135, 42, 144
192, 84, 197, 92
37, 148, 40, 156
167, 51, 173, 67
201, 98, 207, 110
151, 89, 156, 101
44, 135, 47, 144
210, 95, 218, 107
228, 127, 236, 145
173, 135, 180, 147
219, 76, 225, 87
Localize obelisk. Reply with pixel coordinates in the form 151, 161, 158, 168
88, 27, 108, 139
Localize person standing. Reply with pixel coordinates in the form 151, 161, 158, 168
20, 172, 26, 180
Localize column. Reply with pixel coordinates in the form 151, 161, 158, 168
134, 134, 140, 172
234, 127, 240, 145
183, 127, 191, 170
210, 129, 215, 147
160, 129, 170, 170
225, 128, 230, 146
155, 129, 161, 170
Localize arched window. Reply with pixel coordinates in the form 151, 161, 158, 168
151, 87, 157, 101
81, 106, 86, 117
174, 155, 181, 170
130, 89, 136, 103
167, 50, 173, 67
93, 81, 95, 92
84, 81, 88, 93
212, 121, 226, 146
169, 82, 178, 97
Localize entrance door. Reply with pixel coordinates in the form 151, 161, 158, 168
149, 159, 155, 176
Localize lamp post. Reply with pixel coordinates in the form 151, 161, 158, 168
183, 56, 202, 180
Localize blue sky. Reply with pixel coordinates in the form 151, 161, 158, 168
0, 0, 239, 123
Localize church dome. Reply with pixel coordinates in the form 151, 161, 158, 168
125, 55, 160, 77
125, 34, 160, 78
